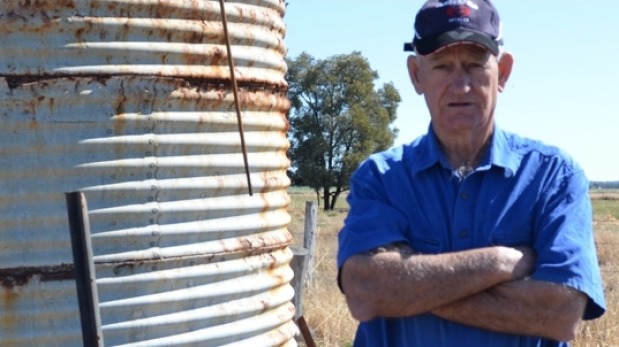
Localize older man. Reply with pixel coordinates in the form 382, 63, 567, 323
337, 0, 606, 346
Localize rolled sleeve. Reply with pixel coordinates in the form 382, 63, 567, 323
532, 167, 606, 320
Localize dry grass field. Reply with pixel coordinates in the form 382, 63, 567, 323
288, 188, 619, 347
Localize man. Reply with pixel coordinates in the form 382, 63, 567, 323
336, 0, 606, 346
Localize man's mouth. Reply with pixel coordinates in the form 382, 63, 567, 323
448, 102, 472, 107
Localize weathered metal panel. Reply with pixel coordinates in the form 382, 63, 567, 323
0, 76, 291, 265
0, 0, 288, 85
98, 249, 296, 345
0, 0, 296, 345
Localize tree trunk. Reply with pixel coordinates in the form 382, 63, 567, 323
330, 191, 340, 210
322, 186, 331, 211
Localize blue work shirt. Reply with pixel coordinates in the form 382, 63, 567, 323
337, 126, 606, 347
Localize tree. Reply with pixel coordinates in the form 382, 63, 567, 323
286, 51, 401, 210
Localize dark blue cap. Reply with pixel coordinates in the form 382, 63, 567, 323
404, 0, 503, 55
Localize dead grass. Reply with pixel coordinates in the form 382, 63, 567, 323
573, 201, 619, 347
288, 189, 619, 347
288, 192, 354, 346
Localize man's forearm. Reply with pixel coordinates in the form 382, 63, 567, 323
432, 279, 588, 341
341, 245, 535, 321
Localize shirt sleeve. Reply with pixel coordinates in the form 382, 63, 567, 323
531, 165, 606, 320
337, 158, 410, 270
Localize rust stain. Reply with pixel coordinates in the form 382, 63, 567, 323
74, 27, 85, 42
112, 113, 127, 135
0, 264, 74, 324
112, 80, 129, 134
0, 264, 75, 289
112, 260, 158, 276
3, 287, 17, 309
4, 76, 50, 90
10, 0, 77, 10
1, 287, 18, 334
267, 253, 280, 272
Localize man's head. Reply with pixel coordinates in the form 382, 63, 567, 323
404, 0, 513, 143
404, 0, 503, 56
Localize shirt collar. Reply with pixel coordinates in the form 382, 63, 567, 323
410, 124, 520, 178
488, 126, 520, 178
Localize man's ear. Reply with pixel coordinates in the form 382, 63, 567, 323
497, 51, 514, 92
407, 55, 423, 95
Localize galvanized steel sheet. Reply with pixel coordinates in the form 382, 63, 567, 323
0, 0, 288, 85
0, 0, 296, 345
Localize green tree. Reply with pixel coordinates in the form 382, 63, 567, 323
286, 51, 400, 210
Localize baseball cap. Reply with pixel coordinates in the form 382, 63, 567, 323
404, 0, 503, 55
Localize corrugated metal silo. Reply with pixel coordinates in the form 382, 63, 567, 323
0, 0, 297, 346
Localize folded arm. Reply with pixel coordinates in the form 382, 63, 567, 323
432, 278, 588, 342
340, 243, 535, 322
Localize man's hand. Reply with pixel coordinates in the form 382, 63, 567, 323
500, 246, 536, 280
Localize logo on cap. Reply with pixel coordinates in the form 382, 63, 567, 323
446, 5, 471, 18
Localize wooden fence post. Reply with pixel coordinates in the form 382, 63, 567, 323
290, 246, 309, 319
289, 201, 317, 319
303, 201, 317, 283
289, 201, 319, 346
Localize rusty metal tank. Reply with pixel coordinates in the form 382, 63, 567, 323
0, 0, 296, 346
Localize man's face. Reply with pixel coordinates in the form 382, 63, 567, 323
408, 44, 512, 139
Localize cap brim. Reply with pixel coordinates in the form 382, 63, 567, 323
409, 29, 499, 55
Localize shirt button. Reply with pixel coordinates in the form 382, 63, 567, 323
459, 230, 469, 238
460, 192, 469, 200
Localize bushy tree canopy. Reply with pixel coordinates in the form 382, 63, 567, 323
286, 51, 400, 210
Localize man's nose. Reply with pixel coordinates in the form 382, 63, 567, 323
449, 68, 471, 94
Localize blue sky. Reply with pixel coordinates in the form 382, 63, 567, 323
283, 1, 619, 182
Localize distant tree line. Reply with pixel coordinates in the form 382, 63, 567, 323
288, 180, 619, 190
590, 181, 619, 189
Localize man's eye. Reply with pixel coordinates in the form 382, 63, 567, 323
468, 62, 486, 69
